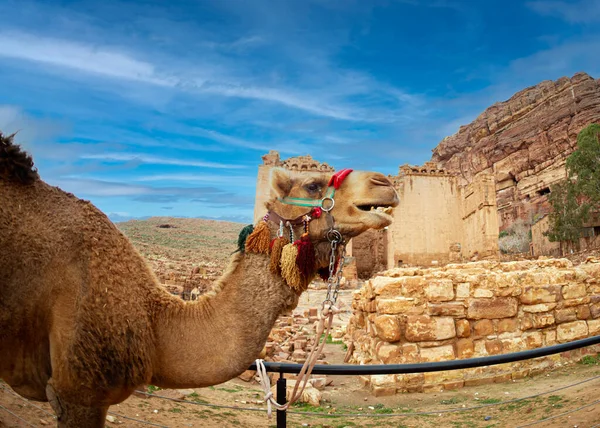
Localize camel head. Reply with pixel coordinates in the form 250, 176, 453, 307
266, 167, 399, 241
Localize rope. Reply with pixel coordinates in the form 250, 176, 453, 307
134, 390, 268, 413
255, 303, 340, 418
516, 399, 600, 427
0, 383, 55, 418
284, 373, 600, 418
0, 403, 36, 427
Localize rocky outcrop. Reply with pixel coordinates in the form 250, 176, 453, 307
431, 72, 600, 231
346, 258, 600, 395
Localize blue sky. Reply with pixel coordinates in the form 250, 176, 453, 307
1, 0, 599, 223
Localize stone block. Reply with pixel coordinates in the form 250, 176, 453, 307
532, 313, 555, 328
485, 340, 503, 355
522, 303, 557, 313
522, 331, 543, 348
377, 344, 402, 364
456, 319, 471, 338
401, 276, 426, 296
425, 279, 454, 301
374, 315, 401, 342
520, 285, 561, 304
467, 297, 518, 319
456, 282, 471, 298
474, 288, 494, 298
371, 386, 397, 397
456, 338, 474, 359
473, 319, 494, 337
576, 305, 591, 320
424, 370, 463, 385
370, 374, 396, 387
520, 315, 534, 330
497, 318, 518, 333
473, 339, 487, 356
420, 345, 455, 362
501, 337, 525, 353
555, 308, 577, 324
587, 319, 600, 336
371, 276, 403, 297
405, 316, 456, 341
561, 297, 590, 308
376, 298, 423, 315
556, 321, 589, 343
428, 302, 466, 317
562, 283, 587, 300
442, 380, 465, 390
401, 343, 420, 362
544, 330, 557, 345
592, 303, 600, 319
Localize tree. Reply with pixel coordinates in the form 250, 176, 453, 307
547, 123, 600, 252
566, 123, 600, 207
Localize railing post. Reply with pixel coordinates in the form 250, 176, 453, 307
276, 373, 287, 428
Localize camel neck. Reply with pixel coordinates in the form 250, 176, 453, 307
149, 253, 298, 388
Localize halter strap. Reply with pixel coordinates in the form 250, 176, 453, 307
277, 169, 353, 211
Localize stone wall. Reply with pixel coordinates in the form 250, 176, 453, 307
386, 165, 499, 267
346, 258, 600, 396
531, 213, 600, 257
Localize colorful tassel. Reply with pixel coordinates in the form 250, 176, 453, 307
245, 220, 271, 254
295, 233, 315, 279
280, 243, 302, 291
270, 236, 289, 274
236, 224, 254, 253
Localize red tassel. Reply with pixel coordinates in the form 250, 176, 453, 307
295, 233, 315, 279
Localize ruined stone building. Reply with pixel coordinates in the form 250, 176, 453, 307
253, 152, 499, 277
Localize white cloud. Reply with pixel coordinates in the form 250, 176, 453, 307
81, 153, 245, 169
0, 31, 175, 86
133, 173, 256, 186
527, 0, 600, 23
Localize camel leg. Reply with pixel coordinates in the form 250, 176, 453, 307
46, 382, 108, 428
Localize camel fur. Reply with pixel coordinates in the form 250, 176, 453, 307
0, 131, 399, 427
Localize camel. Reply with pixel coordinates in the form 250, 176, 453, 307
0, 131, 399, 427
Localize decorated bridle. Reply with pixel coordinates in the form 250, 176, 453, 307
245, 168, 354, 417
237, 169, 353, 296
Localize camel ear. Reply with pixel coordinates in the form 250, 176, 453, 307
270, 167, 293, 198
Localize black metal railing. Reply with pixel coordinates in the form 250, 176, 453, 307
248, 334, 600, 427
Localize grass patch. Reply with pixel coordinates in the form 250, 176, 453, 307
441, 396, 464, 405
579, 354, 600, 365
147, 385, 161, 394
168, 407, 182, 413
480, 398, 502, 404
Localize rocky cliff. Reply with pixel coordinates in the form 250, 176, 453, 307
431, 72, 600, 231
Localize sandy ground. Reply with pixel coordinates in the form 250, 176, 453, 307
2, 289, 600, 428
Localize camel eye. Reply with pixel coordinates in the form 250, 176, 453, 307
305, 182, 320, 194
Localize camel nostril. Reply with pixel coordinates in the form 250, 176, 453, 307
370, 176, 393, 187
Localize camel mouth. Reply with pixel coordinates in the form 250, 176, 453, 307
355, 203, 395, 214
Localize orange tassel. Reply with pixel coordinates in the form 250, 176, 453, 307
280, 243, 302, 291
245, 221, 271, 254
269, 236, 288, 274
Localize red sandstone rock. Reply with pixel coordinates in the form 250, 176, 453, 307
431, 72, 600, 231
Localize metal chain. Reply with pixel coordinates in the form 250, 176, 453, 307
323, 228, 345, 309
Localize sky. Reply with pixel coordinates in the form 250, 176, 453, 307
1, 0, 599, 223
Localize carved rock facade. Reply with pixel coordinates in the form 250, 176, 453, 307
431, 72, 600, 231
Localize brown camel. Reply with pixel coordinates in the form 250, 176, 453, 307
0, 131, 399, 427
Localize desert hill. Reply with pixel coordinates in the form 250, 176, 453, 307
116, 216, 244, 288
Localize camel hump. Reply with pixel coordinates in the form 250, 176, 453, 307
0, 131, 39, 184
